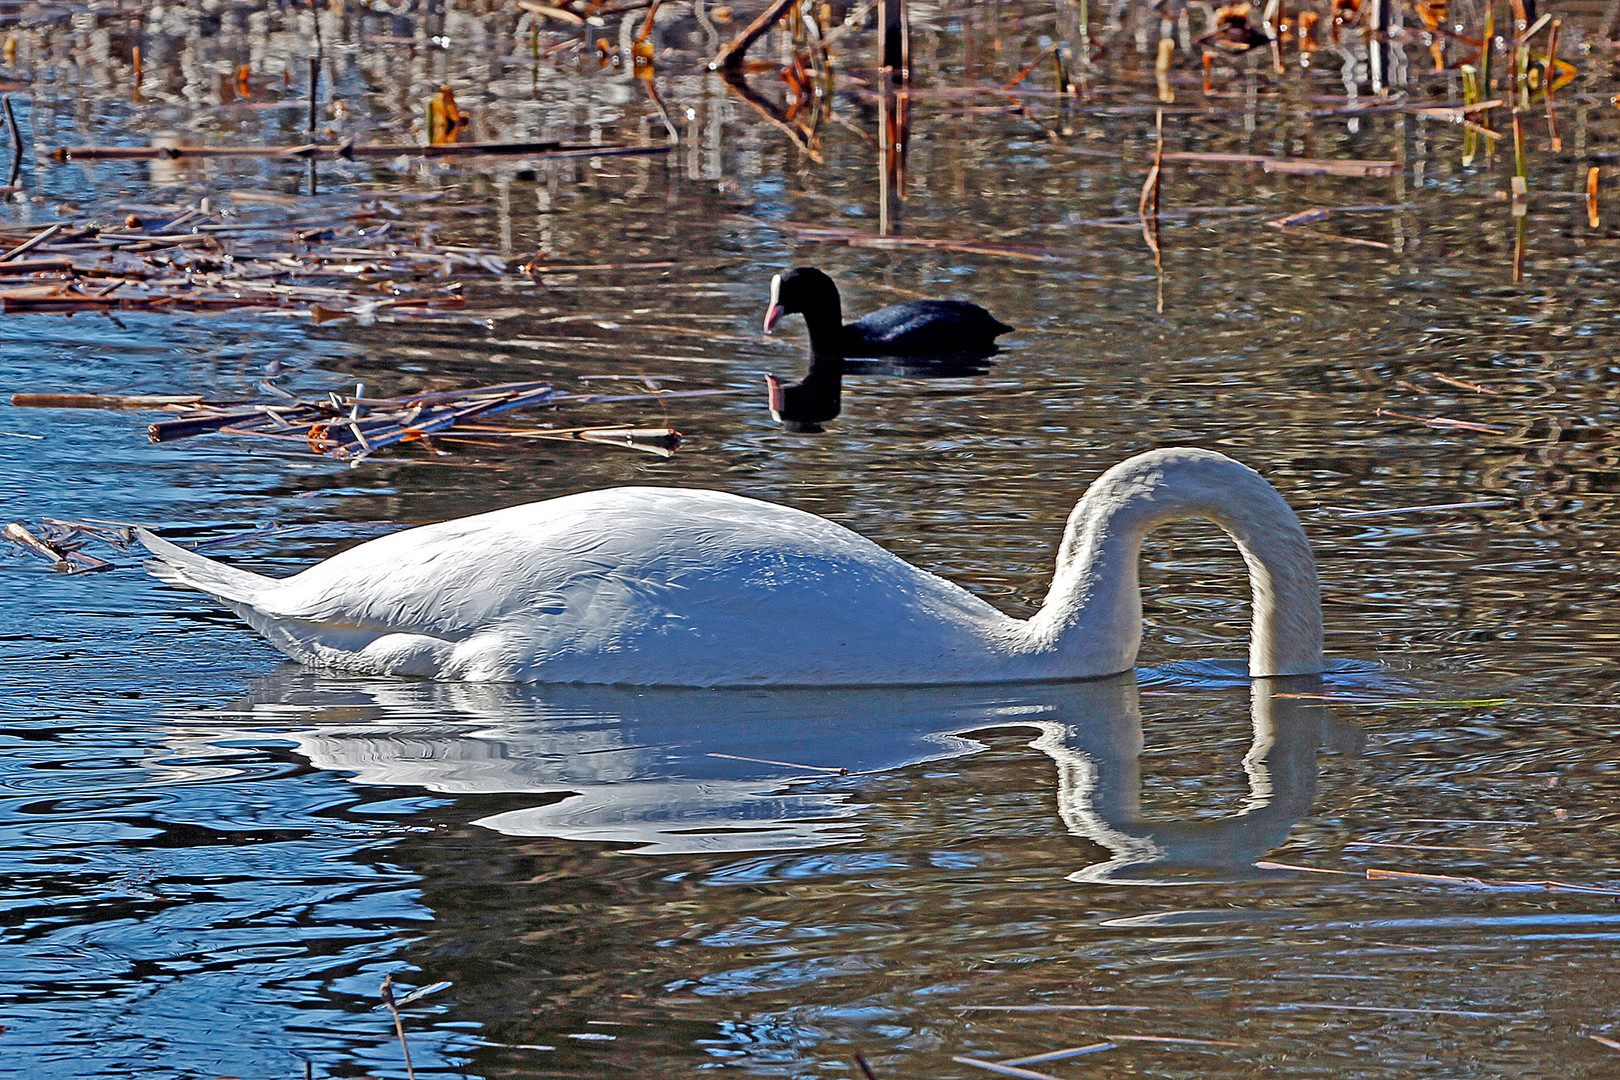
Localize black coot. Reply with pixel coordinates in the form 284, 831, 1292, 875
762, 266, 1012, 359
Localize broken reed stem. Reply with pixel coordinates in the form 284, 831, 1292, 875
1510, 107, 1527, 176
1459, 65, 1481, 165
1154, 36, 1174, 103
307, 56, 319, 136
1003, 42, 1059, 91
2, 95, 20, 189
379, 976, 416, 1080
1510, 210, 1527, 283
1542, 19, 1561, 150
1510, 107, 1528, 219
1139, 109, 1165, 314
709, 0, 797, 70
1477, 7, 1494, 156
0, 222, 64, 262
952, 1056, 1069, 1080
878, 0, 910, 79
1508, 0, 1530, 108
1270, 0, 1285, 74
635, 0, 665, 43
12, 393, 204, 410
52, 139, 669, 162
1138, 115, 1163, 239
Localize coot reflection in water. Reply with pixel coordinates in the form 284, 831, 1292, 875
766, 351, 1000, 432
206, 669, 1358, 877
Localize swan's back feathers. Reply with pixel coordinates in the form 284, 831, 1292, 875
143, 489, 1020, 684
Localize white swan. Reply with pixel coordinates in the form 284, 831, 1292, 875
136, 447, 1324, 686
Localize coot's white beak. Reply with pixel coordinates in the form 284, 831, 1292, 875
765, 373, 784, 420
762, 273, 784, 333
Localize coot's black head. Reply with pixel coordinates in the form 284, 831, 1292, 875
763, 266, 841, 333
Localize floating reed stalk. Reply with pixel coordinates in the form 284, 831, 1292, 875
1003, 43, 1058, 91
1273, 0, 1287, 75
1139, 109, 1165, 314
52, 139, 667, 162
1510, 107, 1527, 206
307, 56, 319, 134
1477, 6, 1494, 116
2, 95, 20, 190
1076, 0, 1092, 76
1542, 19, 1561, 150
1368, 0, 1390, 94
379, 976, 416, 1080
1460, 65, 1481, 165
12, 393, 204, 410
709, 0, 796, 69
1510, 107, 1527, 282
878, 0, 909, 77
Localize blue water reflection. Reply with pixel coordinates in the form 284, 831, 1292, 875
3, 659, 1359, 1077
217, 671, 1360, 879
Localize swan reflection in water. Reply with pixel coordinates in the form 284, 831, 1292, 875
208, 668, 1361, 879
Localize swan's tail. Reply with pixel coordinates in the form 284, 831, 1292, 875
136, 527, 273, 606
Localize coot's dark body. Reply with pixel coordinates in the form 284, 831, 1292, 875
764, 266, 1011, 359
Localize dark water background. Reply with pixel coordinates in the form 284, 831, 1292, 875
2, 3, 1619, 1077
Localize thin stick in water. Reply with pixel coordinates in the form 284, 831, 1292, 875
1138, 109, 1164, 313
0, 223, 65, 263
379, 975, 416, 1080
709, 0, 797, 70
2, 95, 20, 190
952, 1057, 1066, 1080
1542, 19, 1561, 150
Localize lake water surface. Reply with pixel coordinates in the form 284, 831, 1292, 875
3, 3, 1619, 1078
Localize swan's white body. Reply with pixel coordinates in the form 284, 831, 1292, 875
138, 448, 1324, 686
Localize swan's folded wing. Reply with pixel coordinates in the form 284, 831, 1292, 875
190, 487, 1022, 684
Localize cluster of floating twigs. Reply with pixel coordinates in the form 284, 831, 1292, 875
12, 377, 696, 464
2, 374, 719, 572
2, 519, 129, 574
0, 203, 539, 319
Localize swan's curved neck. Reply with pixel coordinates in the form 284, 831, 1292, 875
1027, 448, 1324, 677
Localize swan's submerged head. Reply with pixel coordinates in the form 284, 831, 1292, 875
762, 266, 838, 333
